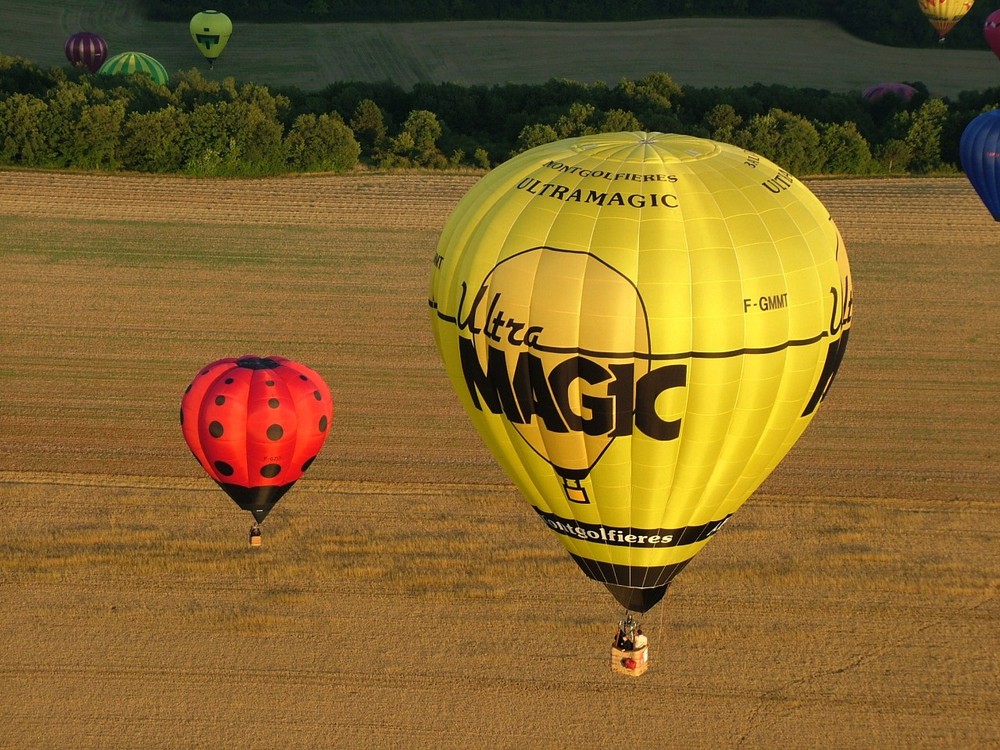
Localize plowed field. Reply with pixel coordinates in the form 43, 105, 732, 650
0, 170, 997, 749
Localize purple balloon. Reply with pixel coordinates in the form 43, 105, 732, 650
65, 32, 108, 74
862, 83, 918, 103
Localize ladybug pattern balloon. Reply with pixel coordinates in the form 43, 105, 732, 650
65, 32, 108, 73
181, 355, 334, 523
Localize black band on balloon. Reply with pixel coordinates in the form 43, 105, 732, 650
534, 507, 732, 548
217, 481, 295, 522
568, 554, 692, 612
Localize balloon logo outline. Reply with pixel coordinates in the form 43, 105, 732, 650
453, 246, 653, 503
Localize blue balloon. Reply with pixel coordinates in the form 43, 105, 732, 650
960, 110, 1000, 222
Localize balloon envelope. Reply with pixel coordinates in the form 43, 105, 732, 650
190, 10, 233, 64
65, 32, 108, 73
960, 109, 1000, 221
917, 0, 975, 38
181, 355, 334, 523
985, 10, 1000, 59
430, 132, 852, 612
862, 82, 918, 102
98, 51, 169, 85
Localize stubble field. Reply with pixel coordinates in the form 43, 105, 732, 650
0, 169, 998, 748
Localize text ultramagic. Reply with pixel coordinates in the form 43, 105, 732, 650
515, 177, 679, 209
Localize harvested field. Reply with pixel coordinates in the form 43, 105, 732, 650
0, 169, 998, 748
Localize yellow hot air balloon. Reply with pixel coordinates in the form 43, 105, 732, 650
917, 0, 975, 39
429, 132, 852, 621
189, 10, 233, 67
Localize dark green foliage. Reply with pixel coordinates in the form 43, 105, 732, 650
285, 113, 361, 172
1, 52, 995, 177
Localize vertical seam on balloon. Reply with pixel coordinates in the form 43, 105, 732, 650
575, 137, 625, 590
693, 148, 753, 548
497, 199, 554, 524
627, 134, 648, 590
656, 138, 698, 556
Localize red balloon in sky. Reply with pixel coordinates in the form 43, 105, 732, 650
65, 32, 108, 73
985, 10, 1000, 61
181, 355, 334, 523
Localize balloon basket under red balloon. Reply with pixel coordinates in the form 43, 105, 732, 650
611, 644, 648, 677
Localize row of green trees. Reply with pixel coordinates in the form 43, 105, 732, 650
139, 0, 997, 49
0, 53, 993, 177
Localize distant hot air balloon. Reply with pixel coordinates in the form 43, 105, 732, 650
190, 10, 233, 68
181, 355, 334, 543
65, 31, 108, 73
98, 51, 169, 85
960, 109, 1000, 221
429, 132, 852, 665
984, 9, 1000, 60
918, 0, 975, 40
862, 82, 918, 103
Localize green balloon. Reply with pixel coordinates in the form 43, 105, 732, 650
190, 10, 233, 65
98, 52, 168, 85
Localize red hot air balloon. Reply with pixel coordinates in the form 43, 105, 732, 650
181, 355, 334, 540
985, 10, 1000, 61
65, 32, 108, 73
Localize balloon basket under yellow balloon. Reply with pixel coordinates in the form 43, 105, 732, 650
611, 644, 649, 677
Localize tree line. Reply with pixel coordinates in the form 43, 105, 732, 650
0, 53, 994, 177
140, 0, 997, 49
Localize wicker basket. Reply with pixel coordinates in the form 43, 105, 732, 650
611, 643, 649, 676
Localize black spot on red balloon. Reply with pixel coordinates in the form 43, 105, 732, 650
265, 380, 275, 387
268, 398, 279, 408
209, 421, 224, 438
179, 409, 184, 425
185, 383, 193, 393
300, 375, 308, 381
313, 390, 322, 400
302, 456, 315, 471
260, 464, 281, 478
214, 460, 234, 476
215, 395, 225, 406
225, 378, 234, 384
319, 415, 328, 431
267, 424, 283, 441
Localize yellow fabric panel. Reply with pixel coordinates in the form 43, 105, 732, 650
917, 0, 974, 36
429, 132, 852, 582
189, 11, 233, 60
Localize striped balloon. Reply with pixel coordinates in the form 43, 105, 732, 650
960, 109, 1000, 221
65, 32, 108, 74
98, 51, 169, 86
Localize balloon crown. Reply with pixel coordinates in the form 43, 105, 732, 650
236, 355, 280, 370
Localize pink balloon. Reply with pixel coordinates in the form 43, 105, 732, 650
985, 10, 1000, 61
